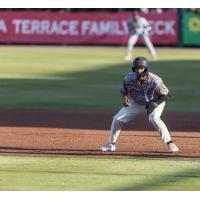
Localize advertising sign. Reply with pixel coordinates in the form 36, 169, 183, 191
182, 11, 200, 46
0, 11, 178, 45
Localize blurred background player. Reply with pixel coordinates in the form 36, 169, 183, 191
100, 57, 179, 153
125, 11, 158, 61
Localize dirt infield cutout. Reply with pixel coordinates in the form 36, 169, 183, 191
0, 110, 199, 158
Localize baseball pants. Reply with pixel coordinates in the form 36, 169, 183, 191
109, 101, 172, 144
126, 33, 157, 57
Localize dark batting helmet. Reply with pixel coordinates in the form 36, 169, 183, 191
132, 57, 149, 77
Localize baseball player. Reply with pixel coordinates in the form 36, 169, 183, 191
124, 12, 158, 61
100, 56, 179, 153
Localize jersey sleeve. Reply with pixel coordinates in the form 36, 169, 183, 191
142, 18, 150, 27
142, 18, 152, 32
120, 79, 128, 95
156, 79, 169, 96
127, 18, 134, 34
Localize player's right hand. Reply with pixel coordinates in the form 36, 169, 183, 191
123, 96, 130, 107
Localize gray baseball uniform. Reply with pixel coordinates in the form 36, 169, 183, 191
126, 17, 157, 58
109, 72, 172, 145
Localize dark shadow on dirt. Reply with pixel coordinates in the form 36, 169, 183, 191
0, 147, 199, 159
0, 109, 199, 132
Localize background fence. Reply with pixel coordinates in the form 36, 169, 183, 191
0, 9, 199, 46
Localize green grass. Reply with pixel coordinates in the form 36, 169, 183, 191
0, 46, 199, 191
0, 155, 199, 191
0, 46, 199, 111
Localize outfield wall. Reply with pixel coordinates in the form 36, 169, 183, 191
0, 11, 178, 45
181, 11, 200, 46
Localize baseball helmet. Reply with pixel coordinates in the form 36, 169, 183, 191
132, 56, 149, 77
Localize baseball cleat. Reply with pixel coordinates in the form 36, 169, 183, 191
152, 55, 159, 61
124, 55, 132, 61
100, 144, 116, 152
168, 143, 179, 153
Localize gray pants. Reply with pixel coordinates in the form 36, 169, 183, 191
109, 101, 171, 144
126, 33, 157, 57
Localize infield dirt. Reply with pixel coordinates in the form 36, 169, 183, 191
0, 110, 199, 158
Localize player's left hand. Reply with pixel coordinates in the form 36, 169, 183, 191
145, 102, 158, 114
